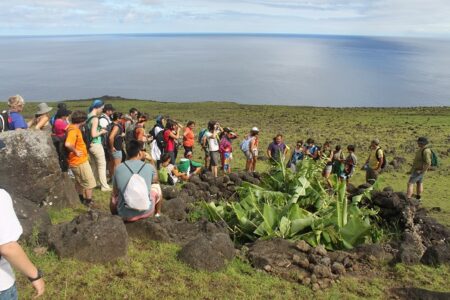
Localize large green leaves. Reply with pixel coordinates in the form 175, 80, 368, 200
202, 157, 379, 249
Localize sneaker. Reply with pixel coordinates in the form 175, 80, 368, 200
101, 186, 112, 192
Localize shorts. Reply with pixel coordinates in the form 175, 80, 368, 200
0, 282, 18, 300
184, 146, 193, 157
408, 171, 424, 184
323, 165, 332, 175
70, 161, 97, 189
244, 150, 253, 161
112, 150, 123, 160
210, 151, 220, 167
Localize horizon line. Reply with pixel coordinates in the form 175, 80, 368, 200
0, 32, 446, 40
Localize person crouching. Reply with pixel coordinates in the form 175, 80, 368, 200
110, 140, 162, 221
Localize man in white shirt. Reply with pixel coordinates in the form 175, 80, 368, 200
0, 188, 45, 299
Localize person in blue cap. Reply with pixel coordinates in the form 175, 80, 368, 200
87, 99, 111, 192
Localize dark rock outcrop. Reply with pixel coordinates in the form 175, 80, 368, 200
0, 130, 78, 238
48, 210, 128, 263
178, 232, 235, 272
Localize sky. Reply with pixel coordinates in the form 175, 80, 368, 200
1, 0, 450, 37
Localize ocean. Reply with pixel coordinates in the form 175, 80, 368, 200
0, 34, 449, 107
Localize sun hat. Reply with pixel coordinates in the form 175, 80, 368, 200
36, 103, 53, 115
417, 137, 428, 145
251, 127, 259, 132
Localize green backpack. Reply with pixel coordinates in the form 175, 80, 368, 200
158, 167, 169, 184
423, 148, 439, 168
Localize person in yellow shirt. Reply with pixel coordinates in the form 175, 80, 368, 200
363, 139, 384, 184
65, 110, 97, 207
407, 137, 432, 200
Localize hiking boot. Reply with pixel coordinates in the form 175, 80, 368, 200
82, 199, 100, 209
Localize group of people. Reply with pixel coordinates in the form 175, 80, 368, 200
0, 95, 436, 299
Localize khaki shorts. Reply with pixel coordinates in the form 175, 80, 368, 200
71, 161, 97, 189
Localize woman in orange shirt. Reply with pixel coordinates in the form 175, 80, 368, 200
183, 121, 195, 157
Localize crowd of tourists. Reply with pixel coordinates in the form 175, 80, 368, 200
0, 94, 436, 298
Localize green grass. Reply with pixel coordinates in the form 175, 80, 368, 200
4, 98, 450, 299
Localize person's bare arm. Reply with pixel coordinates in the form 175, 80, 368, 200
0, 241, 45, 298
266, 148, 272, 159
35, 115, 49, 130
90, 117, 106, 138
109, 125, 119, 151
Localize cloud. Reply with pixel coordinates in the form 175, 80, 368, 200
0, 0, 449, 36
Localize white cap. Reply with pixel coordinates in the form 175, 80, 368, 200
251, 127, 259, 132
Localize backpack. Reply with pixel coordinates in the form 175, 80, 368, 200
125, 123, 137, 144
0, 110, 10, 132
81, 116, 96, 149
240, 136, 253, 152
49, 114, 56, 126
423, 148, 439, 168
198, 128, 208, 145
121, 162, 151, 211
151, 126, 166, 151
101, 119, 114, 149
375, 147, 387, 170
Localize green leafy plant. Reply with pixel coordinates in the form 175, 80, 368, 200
203, 157, 380, 250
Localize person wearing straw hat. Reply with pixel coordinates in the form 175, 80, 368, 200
28, 102, 53, 130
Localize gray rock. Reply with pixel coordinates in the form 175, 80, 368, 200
0, 130, 78, 208
314, 245, 328, 256
161, 185, 178, 199
48, 210, 128, 263
421, 243, 450, 266
161, 197, 187, 221
295, 240, 311, 253
313, 264, 332, 278
178, 232, 235, 272
331, 262, 346, 275
125, 218, 171, 242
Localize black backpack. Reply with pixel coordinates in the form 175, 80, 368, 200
81, 116, 96, 149
0, 110, 10, 132
376, 147, 387, 170
150, 125, 166, 151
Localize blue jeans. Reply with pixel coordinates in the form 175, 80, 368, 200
0, 283, 18, 300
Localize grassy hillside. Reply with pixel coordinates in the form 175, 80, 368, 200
5, 97, 450, 299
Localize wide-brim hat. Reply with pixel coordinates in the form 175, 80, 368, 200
36, 102, 53, 115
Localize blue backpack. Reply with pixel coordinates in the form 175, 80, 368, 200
198, 128, 208, 145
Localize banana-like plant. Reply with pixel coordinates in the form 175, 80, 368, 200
203, 157, 379, 249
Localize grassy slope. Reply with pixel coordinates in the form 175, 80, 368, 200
6, 98, 450, 299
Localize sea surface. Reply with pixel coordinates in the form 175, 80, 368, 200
0, 34, 449, 107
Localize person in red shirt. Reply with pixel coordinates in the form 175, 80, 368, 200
183, 121, 195, 157
163, 119, 180, 164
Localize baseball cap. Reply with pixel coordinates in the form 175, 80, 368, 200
251, 127, 259, 132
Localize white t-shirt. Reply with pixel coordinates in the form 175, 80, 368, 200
99, 113, 111, 129
0, 189, 23, 291
205, 131, 219, 152
166, 164, 179, 184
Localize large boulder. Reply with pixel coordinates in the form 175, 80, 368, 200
178, 232, 235, 271
0, 130, 78, 208
48, 210, 128, 263
0, 130, 78, 238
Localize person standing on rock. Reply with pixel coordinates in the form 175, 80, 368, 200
407, 137, 432, 200
6, 95, 28, 130
363, 139, 384, 185
65, 110, 98, 207
87, 99, 111, 192
0, 188, 45, 299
